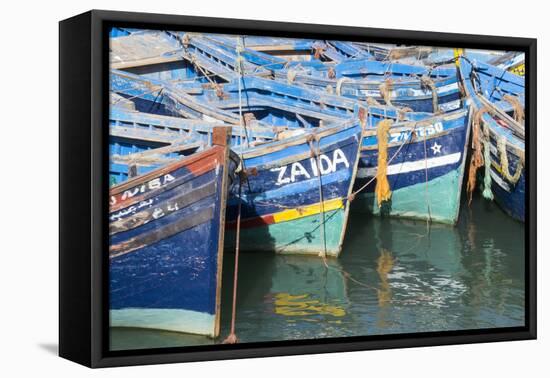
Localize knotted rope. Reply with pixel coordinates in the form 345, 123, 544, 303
366, 97, 382, 107
313, 45, 325, 60
379, 78, 394, 107
467, 107, 490, 204
397, 106, 414, 121
503, 94, 524, 124
420, 75, 440, 114
336, 77, 350, 96
497, 136, 524, 185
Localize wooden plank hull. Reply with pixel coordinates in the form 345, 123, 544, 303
459, 57, 525, 222
109, 144, 236, 336
487, 139, 525, 222
337, 78, 462, 113
225, 122, 363, 257
286, 75, 462, 113
353, 109, 470, 224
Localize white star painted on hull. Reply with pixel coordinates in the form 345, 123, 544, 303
431, 142, 442, 155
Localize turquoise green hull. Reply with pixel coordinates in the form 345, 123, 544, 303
352, 170, 462, 224
225, 209, 346, 257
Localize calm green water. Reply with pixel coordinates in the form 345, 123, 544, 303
110, 194, 525, 351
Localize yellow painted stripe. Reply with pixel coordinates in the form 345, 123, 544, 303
509, 63, 525, 76
454, 48, 464, 67
272, 198, 344, 224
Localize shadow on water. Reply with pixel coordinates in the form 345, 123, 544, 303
111, 191, 525, 349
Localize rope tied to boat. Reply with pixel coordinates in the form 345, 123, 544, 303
287, 69, 298, 84
234, 39, 250, 148
366, 97, 382, 107
336, 77, 350, 96
181, 34, 190, 48
379, 78, 394, 107
467, 106, 492, 204
307, 133, 329, 262
421, 122, 433, 222
347, 119, 418, 202
420, 75, 440, 114
313, 45, 325, 60
327, 67, 336, 79
397, 106, 413, 121
503, 94, 525, 124
497, 136, 524, 185
223, 178, 242, 345
375, 119, 393, 206
481, 133, 494, 201
358, 107, 367, 130
222, 38, 252, 345
187, 54, 226, 98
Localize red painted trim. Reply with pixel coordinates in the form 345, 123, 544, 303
226, 214, 276, 230
110, 145, 224, 195
109, 146, 224, 212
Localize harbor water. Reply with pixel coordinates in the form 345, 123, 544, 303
110, 193, 525, 350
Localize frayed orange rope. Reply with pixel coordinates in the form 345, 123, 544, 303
375, 120, 393, 206
466, 107, 491, 205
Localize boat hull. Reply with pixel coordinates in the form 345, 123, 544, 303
109, 143, 234, 337
488, 136, 525, 222
225, 123, 362, 257
353, 110, 470, 224
458, 56, 525, 223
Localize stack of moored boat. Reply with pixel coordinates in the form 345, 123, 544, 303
107, 28, 526, 337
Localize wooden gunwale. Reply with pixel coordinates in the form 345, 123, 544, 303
110, 146, 222, 195
111, 55, 183, 70
239, 122, 356, 160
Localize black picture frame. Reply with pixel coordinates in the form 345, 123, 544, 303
59, 9, 537, 368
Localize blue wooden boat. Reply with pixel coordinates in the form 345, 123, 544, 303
275, 59, 461, 113
109, 82, 364, 257
225, 119, 363, 257
109, 127, 238, 336
156, 47, 471, 224
353, 107, 471, 224
203, 35, 346, 62
489, 52, 525, 76
175, 34, 461, 114
110, 68, 243, 122
462, 59, 525, 120
459, 57, 525, 222
110, 30, 188, 76
204, 35, 369, 63
351, 43, 434, 62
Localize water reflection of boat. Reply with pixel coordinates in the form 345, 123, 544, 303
343, 203, 524, 331
238, 255, 351, 340
270, 256, 348, 315
342, 214, 467, 330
